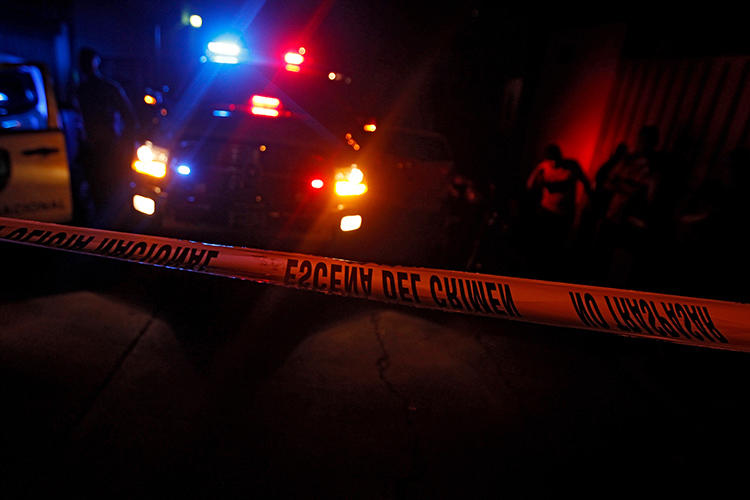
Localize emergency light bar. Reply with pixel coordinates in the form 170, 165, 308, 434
207, 41, 241, 56
206, 39, 243, 64
284, 52, 304, 65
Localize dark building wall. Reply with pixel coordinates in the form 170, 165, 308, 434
0, 4, 74, 103
591, 55, 750, 190
516, 15, 749, 197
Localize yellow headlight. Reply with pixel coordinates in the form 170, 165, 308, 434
132, 160, 167, 178
133, 141, 168, 178
335, 181, 367, 196
334, 164, 367, 196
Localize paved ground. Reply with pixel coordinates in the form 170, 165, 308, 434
1, 243, 750, 497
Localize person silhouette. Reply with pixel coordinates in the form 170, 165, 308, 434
75, 47, 138, 226
597, 126, 664, 286
525, 143, 591, 278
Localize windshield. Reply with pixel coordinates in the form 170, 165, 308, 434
0, 65, 47, 131
179, 103, 339, 148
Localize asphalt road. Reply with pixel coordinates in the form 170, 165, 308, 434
1, 239, 750, 498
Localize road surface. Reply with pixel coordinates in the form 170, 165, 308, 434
1, 241, 749, 497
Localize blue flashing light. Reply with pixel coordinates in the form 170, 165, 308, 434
207, 41, 240, 56
212, 109, 231, 117
0, 92, 7, 101
177, 164, 191, 176
207, 38, 243, 64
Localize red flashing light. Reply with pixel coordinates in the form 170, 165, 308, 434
284, 52, 304, 65
251, 107, 280, 117
250, 95, 281, 117
251, 95, 280, 108
311, 178, 324, 189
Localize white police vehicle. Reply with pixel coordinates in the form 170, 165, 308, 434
0, 55, 75, 222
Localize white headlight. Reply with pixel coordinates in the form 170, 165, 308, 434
133, 195, 155, 215
340, 215, 362, 232
137, 144, 154, 162
349, 167, 364, 184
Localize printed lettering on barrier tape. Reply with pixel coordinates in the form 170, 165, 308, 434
1, 216, 749, 352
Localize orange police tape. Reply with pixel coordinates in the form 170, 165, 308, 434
1, 216, 749, 352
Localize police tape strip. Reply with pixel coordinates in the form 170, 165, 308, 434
1, 216, 749, 352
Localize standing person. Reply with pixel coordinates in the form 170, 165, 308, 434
591, 142, 629, 228
525, 143, 591, 279
577, 142, 628, 282
596, 126, 664, 287
75, 47, 138, 227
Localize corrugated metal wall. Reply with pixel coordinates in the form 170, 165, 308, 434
591, 56, 750, 188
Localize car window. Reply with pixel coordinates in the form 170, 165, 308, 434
179, 102, 340, 149
0, 65, 48, 132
